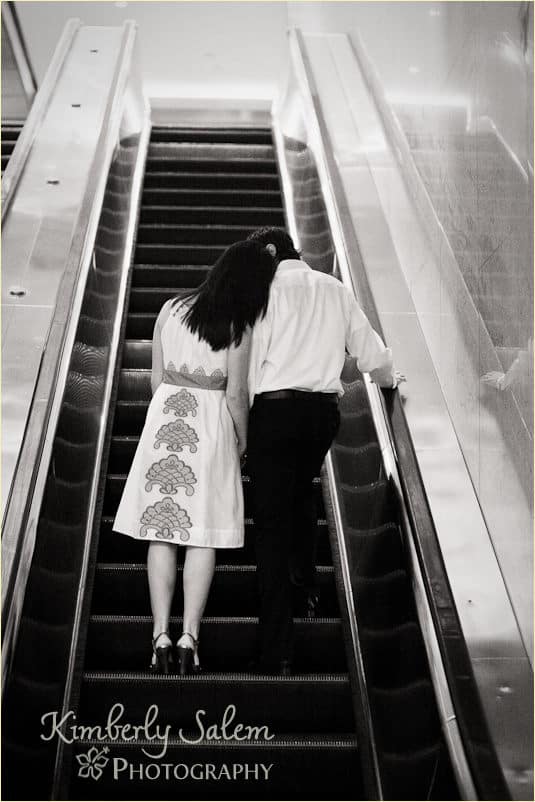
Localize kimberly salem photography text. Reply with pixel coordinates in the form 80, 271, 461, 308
41, 703, 276, 782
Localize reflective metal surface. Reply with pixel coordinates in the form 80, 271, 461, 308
1, 17, 79, 217
274, 27, 533, 800
1, 21, 146, 684
1, 1, 36, 118
345, 27, 533, 667
2, 20, 150, 798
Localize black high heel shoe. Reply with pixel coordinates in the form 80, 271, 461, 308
150, 631, 173, 674
176, 631, 201, 676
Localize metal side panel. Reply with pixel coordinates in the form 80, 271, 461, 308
1, 21, 151, 800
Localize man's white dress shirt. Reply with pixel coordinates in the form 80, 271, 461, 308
249, 259, 395, 399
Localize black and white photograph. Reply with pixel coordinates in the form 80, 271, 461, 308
1, 0, 533, 799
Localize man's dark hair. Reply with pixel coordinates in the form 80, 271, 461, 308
247, 227, 300, 262
171, 240, 278, 351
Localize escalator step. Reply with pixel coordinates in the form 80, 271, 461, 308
127, 288, 184, 313
136, 223, 258, 245
148, 144, 275, 161
114, 399, 151, 431
145, 157, 277, 174
135, 243, 224, 265
121, 341, 153, 369
80, 672, 353, 732
85, 616, 347, 673
150, 127, 273, 145
102, 473, 326, 520
91, 564, 337, 617
139, 205, 285, 226
132, 265, 209, 288
142, 187, 282, 207
98, 516, 333, 566
143, 171, 280, 190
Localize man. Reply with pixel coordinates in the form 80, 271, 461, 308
246, 227, 403, 674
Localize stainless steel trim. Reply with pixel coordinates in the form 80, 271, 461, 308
1, 20, 143, 689
1, 17, 80, 219
1, 2, 37, 105
52, 100, 151, 801
274, 27, 477, 799
324, 453, 384, 799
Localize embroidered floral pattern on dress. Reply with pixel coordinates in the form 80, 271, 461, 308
154, 420, 198, 453
163, 388, 198, 418
145, 455, 197, 496
139, 497, 192, 541
167, 362, 225, 380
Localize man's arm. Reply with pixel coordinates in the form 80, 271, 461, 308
344, 291, 397, 388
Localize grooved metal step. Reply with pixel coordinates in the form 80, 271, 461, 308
92, 564, 337, 617
86, 616, 347, 673
80, 671, 353, 731
142, 187, 282, 206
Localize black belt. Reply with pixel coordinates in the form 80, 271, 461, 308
256, 389, 338, 403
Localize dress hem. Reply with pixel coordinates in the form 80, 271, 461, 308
112, 523, 244, 549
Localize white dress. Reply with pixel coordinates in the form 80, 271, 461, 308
112, 302, 244, 548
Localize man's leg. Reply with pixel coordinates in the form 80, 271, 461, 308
291, 401, 341, 614
290, 480, 318, 596
247, 399, 297, 669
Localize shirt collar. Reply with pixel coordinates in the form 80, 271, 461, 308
276, 258, 310, 273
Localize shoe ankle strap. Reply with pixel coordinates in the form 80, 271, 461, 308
152, 630, 171, 648
180, 631, 199, 646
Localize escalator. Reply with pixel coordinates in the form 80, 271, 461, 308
1, 121, 23, 175
3, 125, 461, 800
63, 126, 362, 800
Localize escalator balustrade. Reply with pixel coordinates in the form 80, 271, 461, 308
329, 378, 459, 799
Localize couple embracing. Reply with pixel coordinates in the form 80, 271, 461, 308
113, 227, 403, 676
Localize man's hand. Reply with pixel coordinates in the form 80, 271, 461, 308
481, 371, 508, 390
393, 370, 407, 387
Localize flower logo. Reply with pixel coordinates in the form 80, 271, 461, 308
75, 746, 110, 780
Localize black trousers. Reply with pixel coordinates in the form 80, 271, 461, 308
247, 395, 340, 668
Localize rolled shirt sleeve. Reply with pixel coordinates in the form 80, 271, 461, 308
345, 293, 395, 388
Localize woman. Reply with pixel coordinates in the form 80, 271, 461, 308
113, 240, 277, 674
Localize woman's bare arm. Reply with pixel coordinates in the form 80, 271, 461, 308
226, 328, 252, 457
151, 300, 173, 394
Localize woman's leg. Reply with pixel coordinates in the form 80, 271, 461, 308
147, 541, 178, 648
178, 546, 216, 662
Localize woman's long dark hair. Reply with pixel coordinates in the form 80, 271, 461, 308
171, 240, 277, 351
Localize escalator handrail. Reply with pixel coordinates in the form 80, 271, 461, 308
281, 27, 509, 800
1, 21, 142, 688
1, 17, 80, 220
